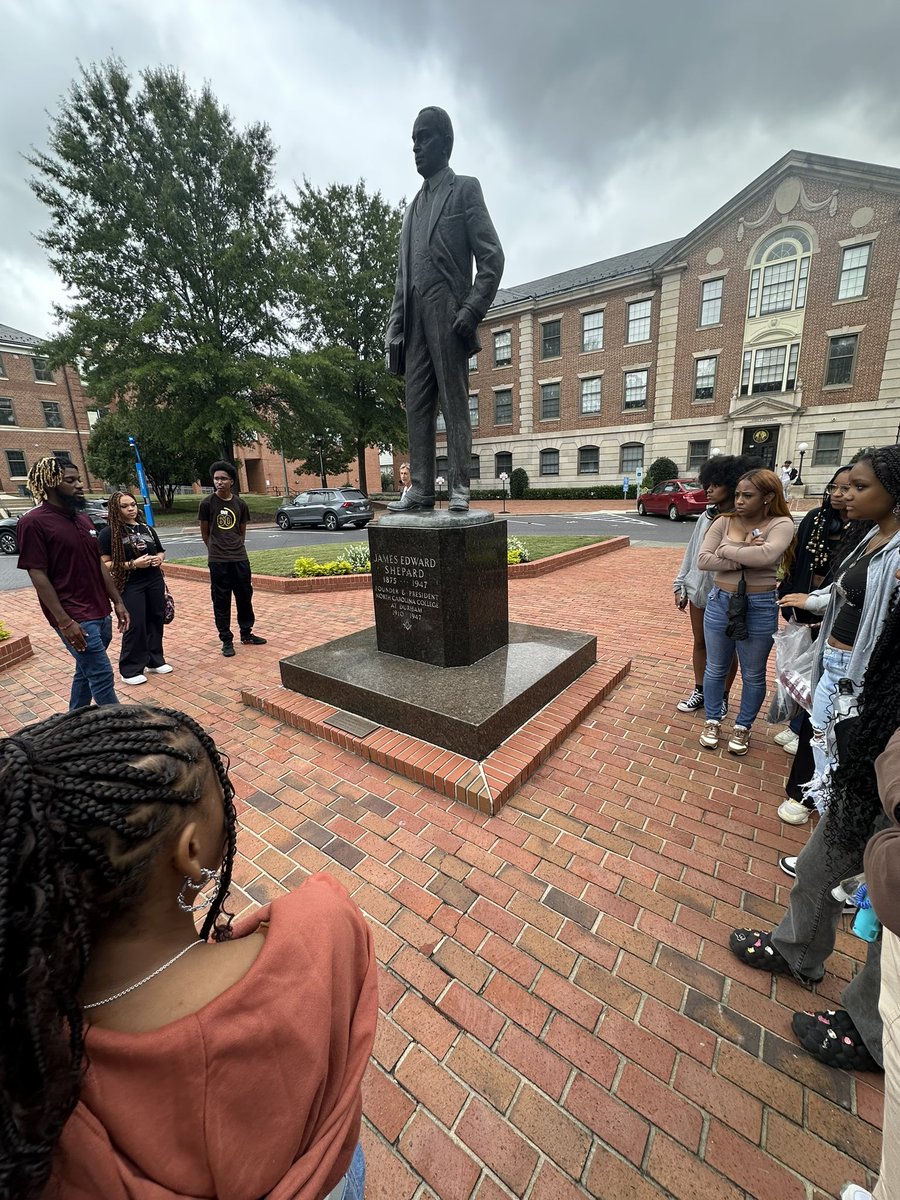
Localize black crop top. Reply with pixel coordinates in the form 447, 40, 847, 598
830, 553, 873, 646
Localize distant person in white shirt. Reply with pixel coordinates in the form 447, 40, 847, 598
398, 463, 412, 500
780, 460, 797, 500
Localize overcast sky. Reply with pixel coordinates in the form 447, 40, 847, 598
4, 0, 900, 338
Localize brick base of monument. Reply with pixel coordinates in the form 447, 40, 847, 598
243, 654, 630, 815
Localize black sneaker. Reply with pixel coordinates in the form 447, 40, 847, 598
779, 854, 798, 878
677, 687, 704, 713
241, 634, 267, 645
222, 643, 236, 657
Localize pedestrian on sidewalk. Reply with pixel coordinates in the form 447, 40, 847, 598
672, 453, 755, 717
697, 467, 796, 755
99, 490, 171, 686
0, 703, 377, 1200
199, 461, 267, 657
16, 457, 129, 711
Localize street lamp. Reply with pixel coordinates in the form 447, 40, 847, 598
796, 442, 809, 485
710, 447, 722, 457
499, 472, 509, 514
436, 475, 446, 510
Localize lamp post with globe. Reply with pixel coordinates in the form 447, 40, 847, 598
435, 476, 446, 510
499, 472, 509, 514
796, 442, 809, 485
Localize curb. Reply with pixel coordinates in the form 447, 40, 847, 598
164, 536, 631, 594
0, 631, 34, 672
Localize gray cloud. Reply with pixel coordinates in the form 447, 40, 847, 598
3, 0, 900, 336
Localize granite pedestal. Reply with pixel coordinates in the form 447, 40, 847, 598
369, 511, 507, 667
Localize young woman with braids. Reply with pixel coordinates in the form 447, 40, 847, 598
98, 491, 170, 685
729, 445, 900, 1072
0, 704, 377, 1200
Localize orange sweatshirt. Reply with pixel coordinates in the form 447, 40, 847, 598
46, 874, 378, 1200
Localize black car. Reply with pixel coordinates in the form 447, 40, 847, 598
275, 488, 373, 532
0, 500, 108, 555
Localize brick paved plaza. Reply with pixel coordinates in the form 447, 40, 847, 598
0, 540, 881, 1198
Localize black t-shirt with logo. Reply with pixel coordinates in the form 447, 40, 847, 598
198, 494, 250, 562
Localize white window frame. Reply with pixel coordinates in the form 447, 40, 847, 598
581, 309, 604, 352
837, 243, 871, 301
626, 299, 652, 344
699, 278, 723, 327
623, 369, 648, 409
579, 376, 602, 415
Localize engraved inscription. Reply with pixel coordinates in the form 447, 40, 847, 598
372, 552, 440, 631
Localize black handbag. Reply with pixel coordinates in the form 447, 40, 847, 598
725, 570, 749, 640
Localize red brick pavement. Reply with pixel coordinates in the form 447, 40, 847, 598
0, 545, 880, 1199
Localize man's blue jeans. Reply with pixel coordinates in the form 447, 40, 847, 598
56, 616, 119, 711
702, 586, 779, 728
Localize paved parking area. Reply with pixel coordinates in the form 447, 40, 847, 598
0, 542, 880, 1199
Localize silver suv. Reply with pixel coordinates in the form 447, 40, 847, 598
275, 488, 373, 532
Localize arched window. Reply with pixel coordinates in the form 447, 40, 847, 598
578, 446, 599, 475
747, 229, 812, 319
495, 451, 512, 478
619, 443, 644, 473
470, 454, 481, 480
539, 449, 559, 476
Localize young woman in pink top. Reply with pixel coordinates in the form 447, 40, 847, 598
0, 704, 377, 1200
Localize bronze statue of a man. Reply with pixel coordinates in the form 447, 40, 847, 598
385, 107, 504, 513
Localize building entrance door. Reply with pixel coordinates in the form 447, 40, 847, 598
741, 425, 779, 470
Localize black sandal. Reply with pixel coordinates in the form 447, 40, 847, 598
729, 928, 792, 973
791, 1009, 881, 1072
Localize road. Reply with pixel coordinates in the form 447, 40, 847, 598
0, 509, 693, 592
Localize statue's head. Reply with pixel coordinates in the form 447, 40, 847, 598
412, 107, 453, 179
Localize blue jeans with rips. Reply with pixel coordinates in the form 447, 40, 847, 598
56, 616, 119, 711
702, 586, 779, 728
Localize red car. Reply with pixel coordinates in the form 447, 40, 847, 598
636, 478, 707, 521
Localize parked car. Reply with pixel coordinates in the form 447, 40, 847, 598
636, 479, 707, 521
0, 500, 108, 555
275, 488, 373, 532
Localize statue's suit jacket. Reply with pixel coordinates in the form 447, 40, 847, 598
386, 169, 504, 364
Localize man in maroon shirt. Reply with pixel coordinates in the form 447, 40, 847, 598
17, 457, 129, 710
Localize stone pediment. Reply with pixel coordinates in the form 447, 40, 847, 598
728, 392, 800, 420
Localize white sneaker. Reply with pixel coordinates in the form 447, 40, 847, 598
146, 664, 173, 674
699, 720, 720, 749
778, 799, 811, 825
781, 733, 800, 755
773, 727, 796, 747
120, 674, 147, 686
840, 1184, 874, 1200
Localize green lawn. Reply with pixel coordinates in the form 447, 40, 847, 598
85, 492, 287, 527
170, 534, 609, 577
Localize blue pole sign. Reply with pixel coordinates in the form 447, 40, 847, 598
128, 435, 155, 526
622, 475, 630, 497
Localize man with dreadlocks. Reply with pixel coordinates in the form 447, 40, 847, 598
0, 703, 377, 1200
16, 457, 129, 709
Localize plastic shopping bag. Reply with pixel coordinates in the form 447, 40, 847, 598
771, 620, 815, 718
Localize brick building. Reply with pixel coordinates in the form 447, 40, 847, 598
452, 150, 900, 494
0, 323, 101, 495
0, 321, 382, 499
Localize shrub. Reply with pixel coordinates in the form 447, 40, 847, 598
645, 456, 679, 487
507, 536, 530, 564
293, 557, 357, 577
0, 619, 9, 642
342, 543, 371, 573
510, 467, 529, 499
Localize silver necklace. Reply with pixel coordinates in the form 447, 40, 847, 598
82, 940, 203, 1010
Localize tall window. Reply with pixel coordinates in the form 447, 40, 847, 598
0, 353, 6, 377
540, 382, 560, 420
5, 450, 27, 477
619, 443, 644, 473
539, 449, 559, 476
436, 411, 446, 433
813, 431, 845, 466
825, 334, 859, 386
623, 369, 648, 409
435, 455, 449, 478
687, 440, 711, 471
468, 352, 478, 372
541, 319, 561, 359
468, 393, 479, 428
42, 401, 63, 428
699, 278, 723, 326
582, 310, 604, 352
52, 450, 70, 464
495, 452, 512, 478
740, 343, 800, 395
837, 244, 871, 300
626, 300, 651, 343
32, 357, 54, 383
694, 357, 717, 401
747, 229, 812, 318
578, 445, 599, 474
494, 389, 513, 426
0, 398, 15, 426
470, 454, 481, 480
580, 376, 601, 415
493, 330, 511, 367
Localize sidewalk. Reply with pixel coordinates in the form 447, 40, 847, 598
0, 543, 879, 1199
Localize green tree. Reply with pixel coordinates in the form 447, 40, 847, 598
645, 456, 679, 486
86, 403, 219, 509
28, 59, 288, 459
286, 179, 406, 493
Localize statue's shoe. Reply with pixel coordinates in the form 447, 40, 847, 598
386, 494, 435, 513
